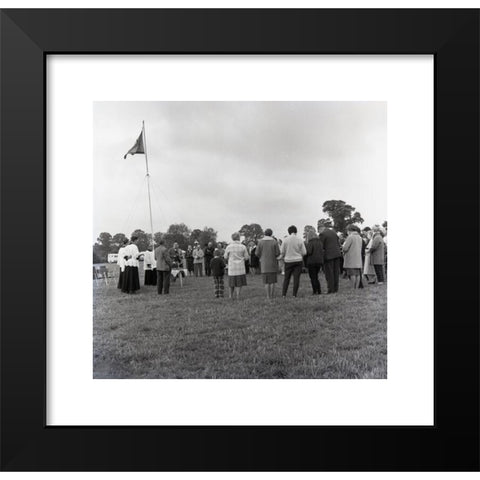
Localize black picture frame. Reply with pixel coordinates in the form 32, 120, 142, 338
1, 9, 478, 472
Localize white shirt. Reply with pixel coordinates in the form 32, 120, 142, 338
124, 243, 140, 267
117, 246, 126, 272
143, 250, 156, 270
280, 233, 307, 262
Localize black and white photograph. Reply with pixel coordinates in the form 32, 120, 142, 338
93, 101, 388, 379
2, 4, 479, 472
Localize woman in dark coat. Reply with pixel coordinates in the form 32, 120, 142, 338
305, 231, 324, 295
185, 245, 194, 276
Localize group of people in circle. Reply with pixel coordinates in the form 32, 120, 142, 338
116, 219, 387, 300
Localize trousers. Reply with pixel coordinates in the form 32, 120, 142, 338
374, 264, 385, 282
324, 257, 340, 293
307, 264, 322, 294
157, 270, 171, 294
282, 261, 303, 296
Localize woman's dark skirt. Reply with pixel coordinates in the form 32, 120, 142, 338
144, 268, 157, 286
122, 266, 140, 293
186, 257, 194, 272
228, 274, 247, 287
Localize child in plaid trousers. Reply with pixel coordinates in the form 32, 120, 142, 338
209, 249, 225, 298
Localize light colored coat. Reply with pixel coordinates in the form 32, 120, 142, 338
342, 232, 363, 269
193, 247, 204, 264
224, 241, 249, 276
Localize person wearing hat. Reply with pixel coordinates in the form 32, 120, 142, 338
317, 219, 342, 294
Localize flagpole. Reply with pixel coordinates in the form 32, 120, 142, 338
142, 120, 155, 250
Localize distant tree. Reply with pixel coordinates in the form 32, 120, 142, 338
163, 223, 191, 249
189, 228, 203, 245
322, 200, 364, 234
111, 233, 128, 252
167, 223, 191, 237
131, 229, 150, 252
199, 227, 218, 247
239, 223, 264, 245
94, 232, 112, 261
97, 232, 112, 251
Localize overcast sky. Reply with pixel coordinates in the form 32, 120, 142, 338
93, 101, 386, 243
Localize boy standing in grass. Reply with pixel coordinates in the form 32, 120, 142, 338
210, 249, 226, 298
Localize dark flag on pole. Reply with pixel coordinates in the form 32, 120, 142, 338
124, 131, 145, 159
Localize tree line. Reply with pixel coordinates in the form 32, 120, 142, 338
93, 224, 218, 263
93, 200, 386, 263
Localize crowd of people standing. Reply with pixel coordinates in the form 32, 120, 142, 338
114, 220, 387, 300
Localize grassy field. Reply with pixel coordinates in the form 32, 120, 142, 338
93, 267, 387, 379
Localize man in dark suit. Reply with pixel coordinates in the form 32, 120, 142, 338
317, 219, 342, 293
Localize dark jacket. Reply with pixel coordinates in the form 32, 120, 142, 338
204, 246, 215, 259
155, 245, 172, 271
210, 256, 225, 277
306, 238, 324, 266
319, 228, 341, 261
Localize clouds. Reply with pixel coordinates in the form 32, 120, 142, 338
94, 101, 387, 241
